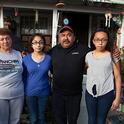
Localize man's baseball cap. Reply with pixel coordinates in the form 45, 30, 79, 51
59, 26, 74, 33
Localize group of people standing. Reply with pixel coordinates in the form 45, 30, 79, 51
0, 25, 121, 124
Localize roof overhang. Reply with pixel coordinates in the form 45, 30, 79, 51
0, 0, 124, 14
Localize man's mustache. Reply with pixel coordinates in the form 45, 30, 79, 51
63, 40, 70, 43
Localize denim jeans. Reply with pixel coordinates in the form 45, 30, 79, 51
85, 90, 114, 124
26, 96, 48, 124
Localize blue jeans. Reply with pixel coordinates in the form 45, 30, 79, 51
85, 90, 114, 124
26, 96, 48, 124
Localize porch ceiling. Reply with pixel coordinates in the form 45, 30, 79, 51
0, 0, 92, 6
0, 0, 124, 14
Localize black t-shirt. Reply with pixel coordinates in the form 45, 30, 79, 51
50, 42, 90, 95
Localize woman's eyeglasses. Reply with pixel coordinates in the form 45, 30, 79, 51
32, 41, 44, 45
93, 38, 108, 43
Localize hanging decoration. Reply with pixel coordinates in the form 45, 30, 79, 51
105, 12, 112, 28
63, 18, 69, 25
14, 8, 19, 16
35, 9, 39, 24
56, 0, 65, 8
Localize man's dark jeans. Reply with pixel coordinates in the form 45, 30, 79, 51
52, 92, 82, 124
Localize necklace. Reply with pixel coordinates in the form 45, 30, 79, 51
31, 52, 45, 67
32, 53, 45, 63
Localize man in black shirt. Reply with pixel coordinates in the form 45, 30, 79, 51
50, 26, 89, 124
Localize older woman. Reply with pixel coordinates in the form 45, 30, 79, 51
0, 28, 24, 124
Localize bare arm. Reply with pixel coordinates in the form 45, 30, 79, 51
111, 62, 121, 111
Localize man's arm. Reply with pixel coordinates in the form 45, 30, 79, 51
112, 44, 120, 63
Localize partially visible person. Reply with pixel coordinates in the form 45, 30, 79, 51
4, 17, 24, 52
23, 34, 51, 124
0, 28, 24, 124
85, 28, 121, 124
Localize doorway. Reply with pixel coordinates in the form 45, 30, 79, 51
61, 12, 89, 45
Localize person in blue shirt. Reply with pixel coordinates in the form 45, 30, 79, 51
22, 33, 52, 124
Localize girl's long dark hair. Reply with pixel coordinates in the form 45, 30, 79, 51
90, 28, 114, 52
